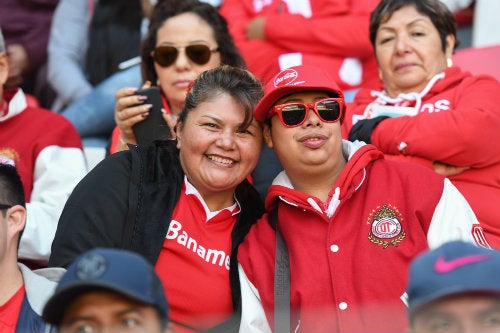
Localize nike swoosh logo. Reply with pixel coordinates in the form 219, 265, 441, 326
434, 254, 491, 274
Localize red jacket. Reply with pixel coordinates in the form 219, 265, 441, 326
344, 67, 500, 248
0, 88, 87, 264
238, 141, 485, 333
0, 88, 84, 200
219, 0, 380, 91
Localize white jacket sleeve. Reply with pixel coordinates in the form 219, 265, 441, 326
18, 145, 88, 264
239, 263, 272, 333
427, 178, 489, 249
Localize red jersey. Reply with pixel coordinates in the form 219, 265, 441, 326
155, 179, 240, 333
0, 285, 25, 333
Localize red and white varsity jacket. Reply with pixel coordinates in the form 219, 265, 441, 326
237, 140, 487, 333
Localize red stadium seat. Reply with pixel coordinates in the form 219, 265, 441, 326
453, 44, 500, 82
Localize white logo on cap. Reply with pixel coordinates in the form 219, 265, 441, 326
274, 68, 298, 87
76, 253, 108, 280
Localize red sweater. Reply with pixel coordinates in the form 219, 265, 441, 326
155, 181, 239, 332
219, 0, 381, 91
0, 88, 83, 200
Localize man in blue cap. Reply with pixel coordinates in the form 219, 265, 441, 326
407, 240, 500, 333
42, 248, 173, 333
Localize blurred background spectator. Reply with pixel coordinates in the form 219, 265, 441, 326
471, 0, 500, 47
0, 27, 88, 268
219, 0, 382, 101
47, 0, 152, 147
0, 0, 59, 109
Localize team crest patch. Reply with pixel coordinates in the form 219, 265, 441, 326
367, 203, 405, 248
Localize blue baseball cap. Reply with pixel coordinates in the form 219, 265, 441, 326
407, 241, 500, 317
42, 248, 169, 325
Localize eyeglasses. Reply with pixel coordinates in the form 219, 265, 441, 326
269, 98, 345, 128
0, 204, 13, 210
152, 44, 219, 67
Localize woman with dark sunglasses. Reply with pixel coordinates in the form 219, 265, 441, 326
236, 64, 487, 333
109, 0, 245, 153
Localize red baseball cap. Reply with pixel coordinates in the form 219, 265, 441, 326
253, 64, 345, 123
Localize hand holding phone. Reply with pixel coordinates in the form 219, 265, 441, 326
132, 86, 171, 145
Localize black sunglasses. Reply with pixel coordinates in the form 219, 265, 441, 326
152, 44, 219, 67
0, 204, 13, 210
269, 98, 345, 127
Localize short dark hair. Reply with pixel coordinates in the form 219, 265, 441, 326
0, 163, 26, 245
179, 65, 263, 130
0, 163, 26, 210
369, 0, 459, 52
141, 0, 246, 85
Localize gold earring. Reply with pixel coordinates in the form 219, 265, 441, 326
446, 58, 453, 68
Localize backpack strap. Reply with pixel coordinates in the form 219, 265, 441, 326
268, 208, 290, 333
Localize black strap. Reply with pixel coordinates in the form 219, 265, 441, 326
269, 208, 290, 333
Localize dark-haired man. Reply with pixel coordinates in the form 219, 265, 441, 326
0, 162, 64, 333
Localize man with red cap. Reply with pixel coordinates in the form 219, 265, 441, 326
236, 64, 490, 333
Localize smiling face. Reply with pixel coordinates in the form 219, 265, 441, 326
264, 91, 345, 193
154, 12, 222, 115
374, 5, 454, 97
176, 93, 262, 210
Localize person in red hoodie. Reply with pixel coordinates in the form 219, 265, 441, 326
345, 0, 500, 249
236, 64, 489, 333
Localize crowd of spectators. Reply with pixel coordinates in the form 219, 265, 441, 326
1, 0, 499, 332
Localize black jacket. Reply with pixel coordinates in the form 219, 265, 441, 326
49, 140, 264, 332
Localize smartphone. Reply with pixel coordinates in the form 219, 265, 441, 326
132, 86, 171, 145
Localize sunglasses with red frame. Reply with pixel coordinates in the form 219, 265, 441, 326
268, 98, 344, 127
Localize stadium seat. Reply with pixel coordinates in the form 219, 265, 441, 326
453, 44, 500, 82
